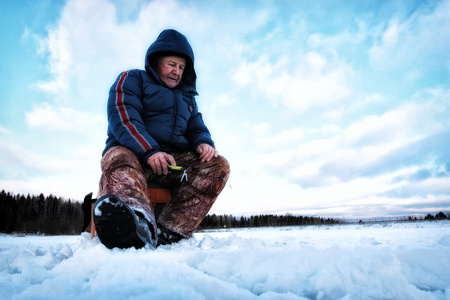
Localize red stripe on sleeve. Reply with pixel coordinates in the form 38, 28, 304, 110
115, 71, 152, 151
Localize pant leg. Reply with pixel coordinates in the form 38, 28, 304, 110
98, 146, 156, 232
145, 154, 230, 238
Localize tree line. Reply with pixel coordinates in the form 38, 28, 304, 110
424, 212, 449, 221
198, 212, 449, 229
0, 190, 83, 235
198, 213, 341, 229
0, 189, 448, 235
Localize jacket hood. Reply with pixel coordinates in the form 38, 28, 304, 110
145, 29, 197, 91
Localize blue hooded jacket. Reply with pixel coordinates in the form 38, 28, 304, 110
103, 29, 214, 163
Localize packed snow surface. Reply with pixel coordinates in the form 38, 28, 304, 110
1, 221, 450, 299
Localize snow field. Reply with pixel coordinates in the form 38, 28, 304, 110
1, 221, 449, 299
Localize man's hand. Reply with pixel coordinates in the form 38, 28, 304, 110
196, 144, 218, 162
147, 152, 176, 175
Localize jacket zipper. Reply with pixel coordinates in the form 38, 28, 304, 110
170, 91, 178, 139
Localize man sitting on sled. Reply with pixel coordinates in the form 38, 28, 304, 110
93, 29, 230, 249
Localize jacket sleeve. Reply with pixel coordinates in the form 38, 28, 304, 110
107, 70, 160, 161
185, 102, 215, 151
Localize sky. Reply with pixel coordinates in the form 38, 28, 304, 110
0, 0, 449, 220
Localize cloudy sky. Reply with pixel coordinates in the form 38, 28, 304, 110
1, 0, 449, 219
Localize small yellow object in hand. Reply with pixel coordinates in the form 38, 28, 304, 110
169, 165, 183, 170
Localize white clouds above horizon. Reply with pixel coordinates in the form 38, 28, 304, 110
233, 51, 354, 113
26, 103, 105, 132
1, 0, 449, 218
369, 0, 450, 71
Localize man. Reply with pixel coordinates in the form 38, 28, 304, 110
93, 29, 230, 249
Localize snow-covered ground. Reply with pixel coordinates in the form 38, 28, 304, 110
1, 221, 449, 300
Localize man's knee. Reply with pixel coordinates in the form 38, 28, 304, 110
101, 146, 143, 173
215, 155, 230, 176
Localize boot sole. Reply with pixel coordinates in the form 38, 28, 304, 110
93, 195, 150, 249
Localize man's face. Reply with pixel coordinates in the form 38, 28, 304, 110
156, 56, 186, 88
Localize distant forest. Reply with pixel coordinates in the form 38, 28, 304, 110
1, 189, 448, 235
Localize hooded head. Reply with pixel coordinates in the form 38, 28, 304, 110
145, 29, 196, 90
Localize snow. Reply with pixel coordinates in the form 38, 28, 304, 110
1, 221, 450, 300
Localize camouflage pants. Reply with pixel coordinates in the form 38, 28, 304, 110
98, 146, 230, 238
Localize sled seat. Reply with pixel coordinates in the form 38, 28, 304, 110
147, 184, 172, 211
88, 186, 171, 238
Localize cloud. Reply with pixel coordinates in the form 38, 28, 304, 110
233, 52, 353, 113
32, 0, 215, 105
260, 90, 450, 188
211, 94, 237, 110
307, 20, 369, 53
369, 0, 450, 71
0, 135, 73, 178
0, 126, 10, 135
0, 127, 103, 199
26, 103, 105, 132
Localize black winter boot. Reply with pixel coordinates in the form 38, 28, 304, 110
93, 194, 157, 249
156, 224, 183, 247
